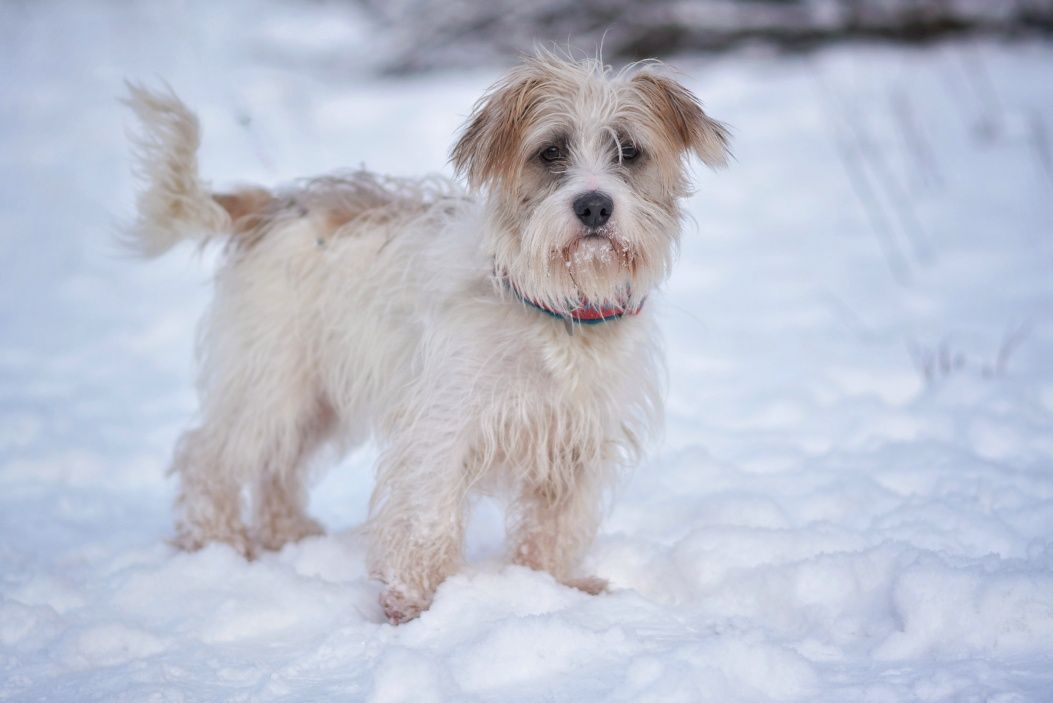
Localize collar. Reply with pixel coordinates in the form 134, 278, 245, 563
503, 278, 643, 326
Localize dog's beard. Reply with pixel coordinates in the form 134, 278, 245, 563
492, 202, 676, 316
558, 229, 636, 303
562, 228, 626, 266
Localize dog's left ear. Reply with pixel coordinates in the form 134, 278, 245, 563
451, 68, 544, 192
631, 70, 730, 169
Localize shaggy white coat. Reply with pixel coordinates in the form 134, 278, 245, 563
124, 52, 728, 623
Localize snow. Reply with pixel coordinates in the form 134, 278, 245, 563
2, 1, 1053, 700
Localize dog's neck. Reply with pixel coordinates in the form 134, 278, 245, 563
501, 275, 643, 327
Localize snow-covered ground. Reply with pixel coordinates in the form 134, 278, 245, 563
3, 2, 1053, 700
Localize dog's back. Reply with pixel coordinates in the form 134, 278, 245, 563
124, 84, 485, 557
124, 83, 465, 257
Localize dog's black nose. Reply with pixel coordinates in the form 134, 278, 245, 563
573, 191, 613, 228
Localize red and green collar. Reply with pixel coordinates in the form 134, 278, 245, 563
503, 278, 643, 325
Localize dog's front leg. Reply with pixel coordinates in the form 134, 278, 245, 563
508, 469, 608, 596
367, 435, 470, 624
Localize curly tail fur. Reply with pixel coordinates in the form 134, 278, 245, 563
123, 82, 233, 257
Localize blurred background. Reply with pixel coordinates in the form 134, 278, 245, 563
358, 0, 1053, 72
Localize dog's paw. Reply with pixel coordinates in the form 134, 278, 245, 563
256, 515, 325, 552
379, 588, 429, 625
562, 575, 609, 595
170, 526, 257, 560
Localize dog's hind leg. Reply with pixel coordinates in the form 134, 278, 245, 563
170, 425, 254, 557
172, 265, 332, 557
250, 399, 335, 551
171, 382, 330, 557
253, 470, 324, 551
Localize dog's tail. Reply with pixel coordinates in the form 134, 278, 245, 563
122, 83, 236, 257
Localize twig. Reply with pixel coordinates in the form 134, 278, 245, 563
890, 88, 943, 191
812, 65, 913, 283
1028, 109, 1053, 183
957, 42, 1004, 142
994, 321, 1031, 376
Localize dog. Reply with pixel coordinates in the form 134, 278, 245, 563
124, 50, 729, 623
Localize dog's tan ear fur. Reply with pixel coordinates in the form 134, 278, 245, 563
631, 70, 730, 169
451, 67, 546, 192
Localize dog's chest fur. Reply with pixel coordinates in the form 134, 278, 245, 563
244, 190, 660, 480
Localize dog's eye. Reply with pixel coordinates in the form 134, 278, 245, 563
540, 146, 563, 162
620, 143, 640, 161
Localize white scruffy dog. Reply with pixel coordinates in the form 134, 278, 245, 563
125, 51, 728, 623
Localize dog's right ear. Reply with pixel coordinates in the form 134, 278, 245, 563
451, 67, 545, 192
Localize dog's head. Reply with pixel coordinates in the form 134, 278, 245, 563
452, 50, 729, 316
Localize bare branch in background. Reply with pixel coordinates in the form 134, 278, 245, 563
1028, 109, 1053, 183
990, 321, 1032, 377
956, 44, 1004, 142
891, 88, 943, 192
348, 0, 1053, 73
828, 123, 913, 286
813, 66, 922, 284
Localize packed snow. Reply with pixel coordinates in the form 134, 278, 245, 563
2, 1, 1053, 700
